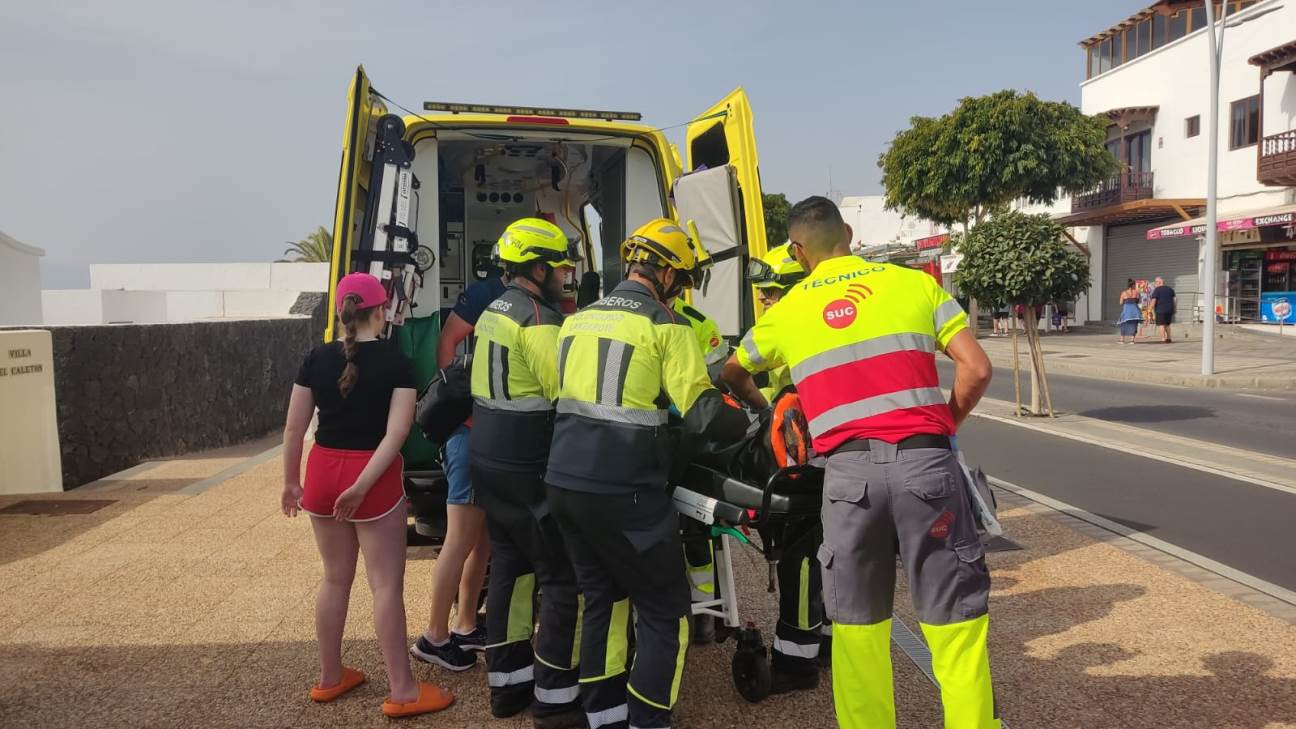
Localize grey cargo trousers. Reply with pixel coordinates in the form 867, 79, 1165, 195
818, 441, 989, 628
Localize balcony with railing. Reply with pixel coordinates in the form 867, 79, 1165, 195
1258, 129, 1296, 186
1071, 170, 1155, 213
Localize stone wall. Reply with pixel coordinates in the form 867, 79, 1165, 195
14, 293, 327, 488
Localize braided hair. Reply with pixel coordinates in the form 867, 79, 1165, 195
337, 293, 367, 398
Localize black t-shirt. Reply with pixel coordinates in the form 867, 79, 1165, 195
1151, 285, 1176, 313
295, 340, 415, 450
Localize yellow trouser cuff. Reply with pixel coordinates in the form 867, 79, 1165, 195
920, 614, 999, 729
831, 620, 896, 729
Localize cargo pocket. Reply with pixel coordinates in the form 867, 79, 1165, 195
816, 544, 837, 621
903, 471, 955, 501
953, 541, 990, 619
825, 476, 867, 505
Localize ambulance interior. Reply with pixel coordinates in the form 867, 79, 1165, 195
405, 132, 670, 321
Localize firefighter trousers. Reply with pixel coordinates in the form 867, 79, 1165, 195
549, 485, 691, 729
681, 517, 715, 603
472, 462, 582, 716
818, 442, 999, 729
773, 516, 824, 676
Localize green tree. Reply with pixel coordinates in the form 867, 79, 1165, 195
954, 211, 1090, 416
283, 226, 333, 262
878, 90, 1119, 228
762, 192, 791, 248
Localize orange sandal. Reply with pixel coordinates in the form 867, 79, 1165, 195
310, 666, 366, 702
381, 681, 455, 718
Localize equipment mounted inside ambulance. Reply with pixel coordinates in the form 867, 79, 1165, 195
325, 65, 769, 346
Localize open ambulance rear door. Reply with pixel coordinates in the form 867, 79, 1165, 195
674, 88, 767, 338
326, 66, 388, 341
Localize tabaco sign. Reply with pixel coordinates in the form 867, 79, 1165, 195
1147, 222, 1207, 240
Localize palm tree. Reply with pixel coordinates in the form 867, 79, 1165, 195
282, 226, 333, 262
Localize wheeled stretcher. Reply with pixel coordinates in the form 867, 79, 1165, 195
672, 461, 824, 702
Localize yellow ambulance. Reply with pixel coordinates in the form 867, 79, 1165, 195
325, 65, 768, 345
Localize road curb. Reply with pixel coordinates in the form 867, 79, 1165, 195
984, 354, 1295, 391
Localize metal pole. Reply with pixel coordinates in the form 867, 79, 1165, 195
1202, 1, 1225, 375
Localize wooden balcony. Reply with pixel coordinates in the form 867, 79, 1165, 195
1258, 129, 1296, 186
1071, 170, 1155, 213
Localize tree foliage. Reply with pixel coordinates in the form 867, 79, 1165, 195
283, 226, 333, 262
953, 211, 1090, 309
878, 90, 1119, 226
762, 192, 791, 247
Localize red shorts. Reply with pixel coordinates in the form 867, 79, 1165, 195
301, 445, 405, 522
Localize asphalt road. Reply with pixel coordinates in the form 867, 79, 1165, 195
956, 416, 1296, 593
936, 359, 1296, 458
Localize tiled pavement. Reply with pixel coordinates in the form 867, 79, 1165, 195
1, 440, 1294, 728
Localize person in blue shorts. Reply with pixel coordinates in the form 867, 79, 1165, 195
411, 272, 507, 671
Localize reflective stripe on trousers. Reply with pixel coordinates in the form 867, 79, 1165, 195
820, 444, 997, 729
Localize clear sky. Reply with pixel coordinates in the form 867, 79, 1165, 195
0, 0, 1143, 287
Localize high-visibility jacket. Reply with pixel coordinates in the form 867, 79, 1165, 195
735, 256, 967, 454
673, 299, 728, 371
547, 280, 747, 493
758, 364, 793, 403
469, 283, 563, 469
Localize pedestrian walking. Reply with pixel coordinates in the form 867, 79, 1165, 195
992, 303, 1010, 337
281, 272, 454, 718
1150, 276, 1177, 343
723, 197, 999, 729
1118, 279, 1142, 344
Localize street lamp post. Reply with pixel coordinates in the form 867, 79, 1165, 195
1202, 0, 1225, 376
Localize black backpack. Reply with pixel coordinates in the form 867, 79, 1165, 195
414, 354, 473, 444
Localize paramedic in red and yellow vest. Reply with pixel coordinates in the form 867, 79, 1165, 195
722, 196, 997, 729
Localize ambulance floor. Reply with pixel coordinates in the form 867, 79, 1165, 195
0, 444, 1291, 728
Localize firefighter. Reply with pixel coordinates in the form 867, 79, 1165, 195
747, 242, 804, 403
738, 241, 829, 691
546, 218, 749, 729
469, 218, 584, 729
667, 294, 728, 645
722, 197, 997, 729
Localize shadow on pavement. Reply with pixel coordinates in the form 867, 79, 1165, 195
1078, 405, 1215, 423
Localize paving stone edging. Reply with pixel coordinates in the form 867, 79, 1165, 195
985, 353, 1295, 391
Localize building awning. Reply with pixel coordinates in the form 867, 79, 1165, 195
1054, 198, 1204, 227
1249, 39, 1296, 77
1100, 106, 1158, 129
1145, 203, 1296, 239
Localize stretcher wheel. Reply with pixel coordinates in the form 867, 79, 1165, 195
731, 626, 771, 703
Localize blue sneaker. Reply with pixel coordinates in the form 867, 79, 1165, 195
410, 635, 476, 671
450, 626, 487, 653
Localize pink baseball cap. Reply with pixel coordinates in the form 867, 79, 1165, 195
335, 272, 389, 311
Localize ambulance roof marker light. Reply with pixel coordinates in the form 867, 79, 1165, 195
423, 101, 642, 122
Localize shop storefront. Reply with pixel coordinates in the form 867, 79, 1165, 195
1148, 204, 1296, 324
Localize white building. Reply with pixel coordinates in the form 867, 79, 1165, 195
41, 262, 329, 325
838, 195, 947, 251
1060, 0, 1296, 324
0, 230, 44, 326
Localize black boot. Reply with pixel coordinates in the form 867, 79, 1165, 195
691, 613, 716, 645
532, 701, 587, 729
491, 687, 534, 719
770, 664, 819, 695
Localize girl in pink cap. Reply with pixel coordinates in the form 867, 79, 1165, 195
281, 272, 453, 718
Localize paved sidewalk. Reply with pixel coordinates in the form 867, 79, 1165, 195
1, 443, 1294, 728
978, 325, 1296, 390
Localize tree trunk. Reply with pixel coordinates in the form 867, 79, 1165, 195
1011, 323, 1022, 416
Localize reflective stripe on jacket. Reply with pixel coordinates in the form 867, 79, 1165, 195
470, 283, 563, 468
546, 280, 742, 493
735, 257, 967, 453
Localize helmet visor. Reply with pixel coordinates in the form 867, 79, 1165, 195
746, 257, 776, 285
